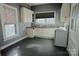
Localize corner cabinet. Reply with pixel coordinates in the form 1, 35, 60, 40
21, 7, 34, 23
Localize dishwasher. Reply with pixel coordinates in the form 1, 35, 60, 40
54, 28, 68, 47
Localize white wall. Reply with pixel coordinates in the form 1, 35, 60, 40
67, 4, 79, 56
0, 3, 31, 50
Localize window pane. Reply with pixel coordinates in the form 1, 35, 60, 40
35, 18, 55, 27
3, 5, 16, 24
5, 24, 16, 37
36, 19, 46, 24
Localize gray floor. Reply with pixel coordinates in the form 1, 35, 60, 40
1, 37, 69, 56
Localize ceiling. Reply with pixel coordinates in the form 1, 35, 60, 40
27, 3, 47, 6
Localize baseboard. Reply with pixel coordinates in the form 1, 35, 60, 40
34, 36, 54, 39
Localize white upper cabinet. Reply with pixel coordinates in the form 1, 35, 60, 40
21, 7, 34, 23
60, 3, 71, 23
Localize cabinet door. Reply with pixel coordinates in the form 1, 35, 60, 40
27, 10, 33, 22
21, 7, 33, 23
26, 28, 34, 37
60, 4, 71, 23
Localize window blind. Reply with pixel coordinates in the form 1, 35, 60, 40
3, 6, 16, 24
36, 12, 54, 19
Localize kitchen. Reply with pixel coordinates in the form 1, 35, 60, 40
0, 3, 79, 56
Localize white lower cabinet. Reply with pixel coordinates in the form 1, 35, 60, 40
26, 28, 34, 38
26, 28, 56, 39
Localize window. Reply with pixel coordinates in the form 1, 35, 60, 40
0, 4, 19, 41
35, 18, 55, 27
35, 12, 56, 27
5, 24, 16, 37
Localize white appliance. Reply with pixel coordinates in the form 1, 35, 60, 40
54, 27, 68, 47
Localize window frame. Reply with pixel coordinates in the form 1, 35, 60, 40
0, 4, 19, 41
35, 11, 56, 27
